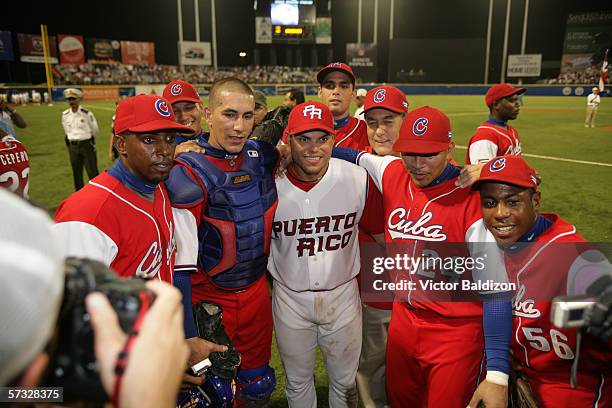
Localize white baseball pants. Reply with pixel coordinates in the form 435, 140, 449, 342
273, 278, 362, 408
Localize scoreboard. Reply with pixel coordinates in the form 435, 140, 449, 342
270, 0, 316, 44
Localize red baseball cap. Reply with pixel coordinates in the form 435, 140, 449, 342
162, 79, 201, 104
285, 101, 335, 137
485, 83, 526, 107
316, 62, 356, 85
114, 95, 195, 135
363, 86, 409, 115
392, 106, 452, 154
473, 156, 539, 191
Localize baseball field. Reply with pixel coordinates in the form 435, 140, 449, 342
12, 93, 612, 406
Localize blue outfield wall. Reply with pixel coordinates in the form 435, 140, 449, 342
1, 84, 608, 100
253, 84, 608, 98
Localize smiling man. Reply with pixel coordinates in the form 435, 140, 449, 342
356, 85, 407, 408
54, 94, 193, 283
473, 156, 612, 407
269, 101, 381, 408
466, 83, 526, 165
165, 77, 280, 405
162, 79, 207, 157
332, 106, 512, 408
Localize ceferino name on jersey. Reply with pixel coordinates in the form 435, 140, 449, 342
387, 209, 447, 241
272, 212, 357, 257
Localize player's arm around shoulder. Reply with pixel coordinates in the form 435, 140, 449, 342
165, 162, 207, 210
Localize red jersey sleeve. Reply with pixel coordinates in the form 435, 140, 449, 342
359, 176, 385, 236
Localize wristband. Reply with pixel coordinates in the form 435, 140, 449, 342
486, 371, 509, 386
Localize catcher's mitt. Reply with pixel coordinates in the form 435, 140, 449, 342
193, 301, 242, 379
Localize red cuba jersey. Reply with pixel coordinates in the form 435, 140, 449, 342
54, 172, 177, 283
466, 122, 521, 164
358, 154, 507, 318
0, 138, 30, 199
504, 214, 612, 391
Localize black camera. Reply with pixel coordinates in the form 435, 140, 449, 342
44, 257, 155, 402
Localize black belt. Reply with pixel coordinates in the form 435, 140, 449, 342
67, 139, 92, 145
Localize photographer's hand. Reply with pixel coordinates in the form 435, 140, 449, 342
183, 337, 228, 385
86, 280, 189, 408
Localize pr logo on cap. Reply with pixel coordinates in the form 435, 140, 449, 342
490, 157, 506, 172
155, 99, 171, 117
413, 118, 428, 136
170, 83, 183, 96
374, 88, 386, 103
303, 104, 323, 120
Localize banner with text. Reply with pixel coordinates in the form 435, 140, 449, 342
507, 54, 542, 77
17, 33, 58, 63
121, 41, 155, 65
178, 41, 212, 66
256, 17, 272, 44
561, 11, 612, 75
315, 17, 332, 44
0, 31, 14, 61
86, 38, 121, 64
58, 34, 85, 65
346, 43, 377, 82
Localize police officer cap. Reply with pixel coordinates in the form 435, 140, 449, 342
63, 88, 83, 99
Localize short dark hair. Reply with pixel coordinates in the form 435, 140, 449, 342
209, 77, 253, 108
288, 89, 305, 105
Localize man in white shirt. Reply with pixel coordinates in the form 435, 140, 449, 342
353, 88, 367, 118
585, 87, 601, 128
269, 101, 381, 408
61, 88, 100, 190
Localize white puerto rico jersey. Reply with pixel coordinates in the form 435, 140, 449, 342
268, 158, 369, 292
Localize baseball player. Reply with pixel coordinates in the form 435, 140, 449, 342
466, 83, 526, 165
269, 101, 381, 408
162, 79, 208, 157
333, 106, 512, 408
356, 85, 408, 408
473, 156, 612, 407
61, 88, 100, 190
165, 77, 279, 405
54, 94, 194, 283
280, 63, 370, 150
353, 88, 367, 118
0, 134, 30, 199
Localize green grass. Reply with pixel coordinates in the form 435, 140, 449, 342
11, 94, 612, 406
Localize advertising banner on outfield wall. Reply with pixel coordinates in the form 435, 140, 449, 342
82, 86, 119, 100
507, 54, 542, 77
121, 41, 155, 65
17, 33, 58, 63
178, 41, 212, 66
315, 17, 332, 44
86, 38, 121, 64
346, 43, 377, 82
0, 31, 14, 61
255, 17, 272, 44
58, 34, 85, 65
561, 11, 612, 74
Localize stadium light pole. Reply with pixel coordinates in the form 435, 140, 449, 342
177, 0, 184, 71
519, 0, 530, 85
195, 0, 200, 43
373, 0, 378, 45
501, 0, 512, 83
484, 0, 493, 84
211, 0, 218, 69
357, 0, 363, 44
389, 0, 394, 40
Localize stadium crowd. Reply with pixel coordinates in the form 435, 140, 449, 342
53, 64, 321, 85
